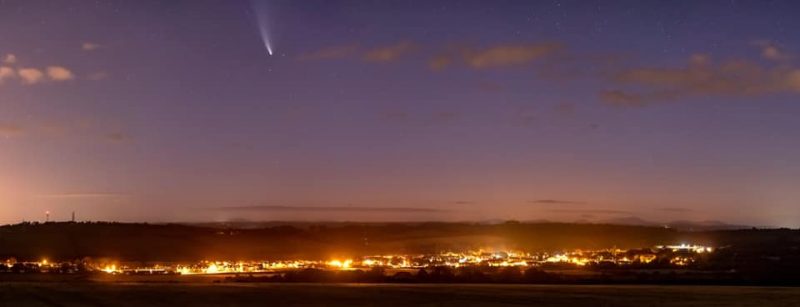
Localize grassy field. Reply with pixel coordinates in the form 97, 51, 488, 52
0, 282, 798, 306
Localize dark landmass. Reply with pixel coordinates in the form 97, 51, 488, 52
0, 222, 795, 259
1, 222, 799, 286
1, 282, 799, 307
594, 218, 750, 231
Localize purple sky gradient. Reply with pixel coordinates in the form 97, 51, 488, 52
0, 0, 799, 226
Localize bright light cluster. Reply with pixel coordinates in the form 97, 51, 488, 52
3, 243, 713, 275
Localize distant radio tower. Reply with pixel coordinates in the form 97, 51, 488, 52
45, 211, 50, 223
71, 211, 75, 222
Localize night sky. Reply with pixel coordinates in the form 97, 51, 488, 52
1, 0, 799, 226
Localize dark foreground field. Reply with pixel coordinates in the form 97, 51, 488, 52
1, 283, 798, 307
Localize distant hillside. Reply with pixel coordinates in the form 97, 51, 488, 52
595, 217, 750, 231
0, 221, 796, 262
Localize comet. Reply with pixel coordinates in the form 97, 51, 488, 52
265, 41, 273, 56
251, 0, 274, 56
256, 17, 273, 56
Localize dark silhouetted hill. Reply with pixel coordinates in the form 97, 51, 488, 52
0, 221, 796, 262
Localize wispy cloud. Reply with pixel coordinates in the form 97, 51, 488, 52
37, 119, 92, 138
599, 90, 648, 107
216, 205, 448, 213
530, 199, 586, 205
461, 43, 563, 69
36, 193, 130, 199
752, 40, 791, 61
451, 201, 475, 205
300, 41, 561, 70
0, 118, 131, 144
87, 71, 109, 81
82, 42, 102, 51
427, 42, 563, 71
0, 55, 79, 86
3, 54, 16, 64
16, 67, 75, 84
428, 54, 452, 71
297, 42, 417, 63
46, 66, 75, 81
17, 68, 45, 84
0, 66, 16, 83
105, 132, 132, 143
363, 41, 416, 62
601, 53, 800, 106
658, 207, 694, 213
547, 209, 632, 215
0, 123, 23, 138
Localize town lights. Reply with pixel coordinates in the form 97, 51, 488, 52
205, 263, 219, 274
102, 264, 117, 274
327, 259, 352, 269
